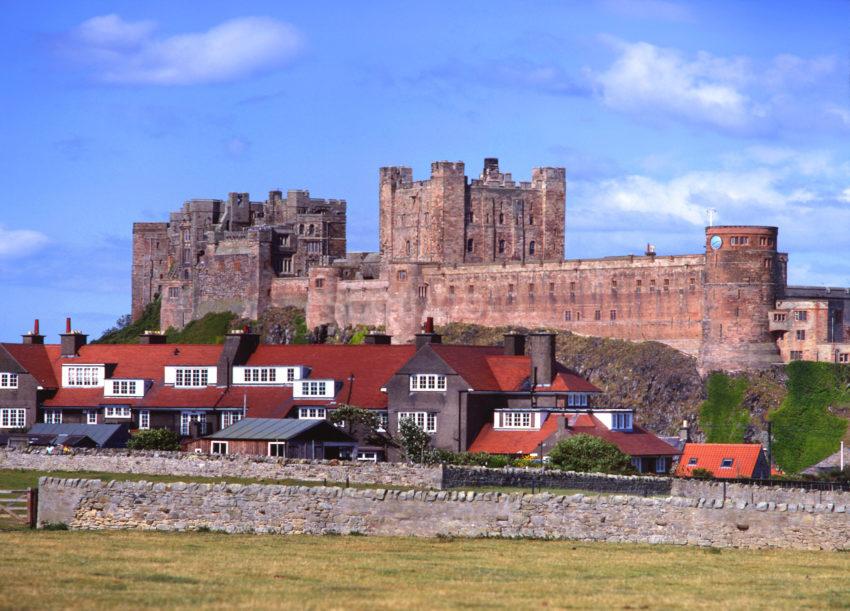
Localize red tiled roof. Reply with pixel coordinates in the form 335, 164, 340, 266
675, 443, 765, 479
469, 413, 679, 457
2, 344, 60, 387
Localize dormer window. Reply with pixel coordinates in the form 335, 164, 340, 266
497, 411, 534, 429
104, 379, 145, 397
687, 457, 698, 466
175, 368, 209, 387
567, 393, 588, 407
0, 373, 18, 389
63, 366, 104, 388
409, 374, 446, 391
293, 380, 335, 399
720, 458, 734, 469
611, 412, 633, 431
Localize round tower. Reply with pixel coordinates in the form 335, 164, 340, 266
699, 226, 784, 371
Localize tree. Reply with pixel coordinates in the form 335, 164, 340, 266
328, 404, 385, 446
127, 428, 182, 451
547, 434, 634, 474
398, 417, 431, 463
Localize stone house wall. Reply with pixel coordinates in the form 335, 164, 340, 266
37, 477, 850, 550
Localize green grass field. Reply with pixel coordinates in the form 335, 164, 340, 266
0, 531, 848, 609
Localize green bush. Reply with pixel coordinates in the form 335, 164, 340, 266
398, 417, 431, 463
699, 373, 749, 443
770, 362, 850, 473
96, 299, 161, 344
547, 434, 634, 474
691, 468, 714, 479
127, 428, 182, 451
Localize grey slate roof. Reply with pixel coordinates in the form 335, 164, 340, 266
27, 423, 128, 447
207, 417, 331, 440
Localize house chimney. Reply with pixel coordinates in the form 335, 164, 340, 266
679, 419, 691, 443
139, 330, 167, 345
22, 318, 45, 345
415, 318, 442, 349
503, 333, 525, 356
527, 333, 556, 387
364, 333, 392, 345
60, 317, 87, 357
217, 327, 261, 386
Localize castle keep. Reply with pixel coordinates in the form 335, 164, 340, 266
132, 158, 850, 371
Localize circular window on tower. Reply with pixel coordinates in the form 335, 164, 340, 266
710, 235, 723, 250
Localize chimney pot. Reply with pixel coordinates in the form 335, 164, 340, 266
423, 317, 434, 334
66, 317, 72, 333
34, 319, 39, 335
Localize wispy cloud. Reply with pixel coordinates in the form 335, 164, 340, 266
223, 136, 251, 158
57, 14, 304, 86
0, 226, 49, 258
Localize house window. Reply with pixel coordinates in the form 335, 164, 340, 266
409, 374, 447, 391
286, 367, 299, 383
687, 457, 698, 466
794, 311, 808, 321
611, 412, 633, 431
221, 411, 243, 428
466, 238, 474, 253
655, 457, 667, 473
498, 240, 505, 254
567, 393, 588, 407
594, 310, 601, 321
211, 441, 229, 455
564, 311, 571, 321
268, 442, 286, 457
397, 270, 407, 281
398, 411, 437, 433
110, 380, 138, 396
174, 368, 209, 388
796, 330, 806, 341
840, 353, 849, 364
66, 366, 100, 387
180, 412, 207, 435
0, 408, 26, 428
0, 373, 18, 389
529, 241, 536, 255
301, 382, 329, 397
243, 368, 277, 383
139, 410, 150, 430
299, 407, 327, 419
44, 409, 62, 424
104, 406, 132, 419
85, 410, 98, 425
377, 412, 389, 432
610, 310, 617, 321
499, 412, 533, 429
790, 351, 803, 361
720, 458, 734, 469
356, 451, 378, 462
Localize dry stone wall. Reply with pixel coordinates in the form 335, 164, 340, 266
38, 477, 850, 550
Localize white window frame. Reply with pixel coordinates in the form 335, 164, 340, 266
221, 411, 243, 429
44, 409, 62, 424
104, 406, 132, 419
180, 411, 207, 435
409, 374, 447, 392
720, 458, 734, 469
567, 393, 589, 407
243, 367, 277, 383
174, 368, 210, 388
293, 379, 334, 399
85, 410, 98, 425
0, 373, 19, 389
298, 407, 327, 420
107, 380, 140, 396
268, 442, 286, 457
498, 411, 533, 429
0, 408, 26, 428
655, 457, 667, 474
211, 441, 229, 455
357, 451, 378, 463
611, 412, 633, 431
377, 412, 389, 433
139, 410, 150, 430
398, 411, 437, 434
64, 366, 102, 387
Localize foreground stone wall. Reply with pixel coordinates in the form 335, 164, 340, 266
38, 477, 850, 550
0, 449, 441, 489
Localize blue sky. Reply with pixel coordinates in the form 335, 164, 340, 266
2, 0, 849, 341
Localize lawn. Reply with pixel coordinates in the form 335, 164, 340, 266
0, 531, 848, 609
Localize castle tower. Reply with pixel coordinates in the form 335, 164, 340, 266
532, 166, 567, 261
699, 226, 784, 371
131, 222, 169, 320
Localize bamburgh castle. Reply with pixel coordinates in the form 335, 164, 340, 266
132, 158, 850, 372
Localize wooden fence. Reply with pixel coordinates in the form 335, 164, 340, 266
0, 488, 37, 528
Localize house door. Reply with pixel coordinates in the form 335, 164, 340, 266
180, 411, 207, 436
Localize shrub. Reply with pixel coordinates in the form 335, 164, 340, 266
691, 468, 714, 479
127, 428, 182, 451
547, 434, 634, 475
699, 373, 749, 443
398, 417, 431, 463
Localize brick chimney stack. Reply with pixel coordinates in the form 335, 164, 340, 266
22, 318, 45, 345
528, 333, 556, 387
60, 317, 88, 357
139, 330, 167, 345
217, 327, 261, 386
415, 317, 442, 349
364, 333, 392, 345
503, 333, 525, 356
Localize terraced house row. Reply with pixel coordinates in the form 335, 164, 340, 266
0, 319, 678, 470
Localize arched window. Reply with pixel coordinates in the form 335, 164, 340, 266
498, 239, 506, 254
299, 224, 305, 235
529, 241, 536, 255
466, 238, 474, 253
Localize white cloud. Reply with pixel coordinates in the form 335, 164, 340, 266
840, 188, 850, 203
0, 226, 49, 258
60, 15, 304, 85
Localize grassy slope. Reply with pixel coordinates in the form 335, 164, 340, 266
700, 373, 750, 443
95, 299, 162, 344
0, 532, 848, 608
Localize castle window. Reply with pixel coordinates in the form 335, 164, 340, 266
650, 279, 656, 292
508, 284, 515, 293
576, 311, 582, 321
760, 237, 768, 246
565, 311, 571, 321
528, 283, 534, 294
418, 285, 428, 299
794, 311, 808, 322
663, 279, 670, 292
499, 212, 504, 225
299, 224, 305, 234
610, 310, 617, 321
448, 285, 455, 296
796, 330, 806, 341
498, 239, 506, 254
689, 277, 696, 292
529, 241, 536, 255
282, 258, 293, 273
183, 248, 191, 263
467, 285, 474, 295
763, 258, 772, 269
773, 313, 786, 322
466, 211, 474, 223
307, 241, 321, 254
636, 279, 642, 293
308, 224, 315, 235
396, 270, 408, 281
569, 281, 576, 291
529, 214, 534, 225
594, 310, 601, 321
839, 353, 849, 363
611, 280, 617, 290
466, 238, 474, 253
549, 282, 555, 294
168, 287, 180, 298
406, 240, 411, 256
315, 278, 324, 289
182, 230, 190, 243
790, 351, 803, 361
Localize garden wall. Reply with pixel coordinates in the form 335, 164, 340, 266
38, 477, 850, 550
670, 478, 850, 508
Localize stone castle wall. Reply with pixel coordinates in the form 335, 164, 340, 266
38, 477, 850, 550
